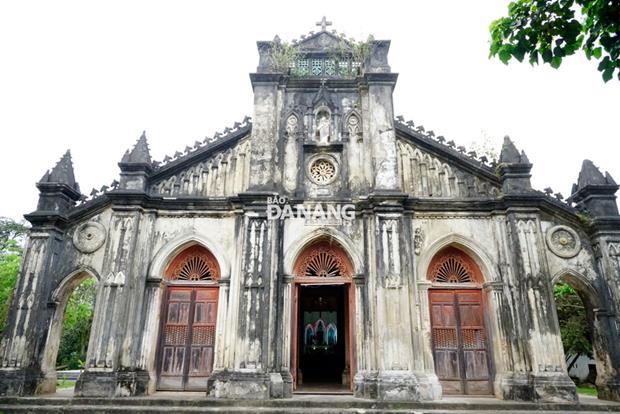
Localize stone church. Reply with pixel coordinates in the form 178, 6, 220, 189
1, 20, 620, 403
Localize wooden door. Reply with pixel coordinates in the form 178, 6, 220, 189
157, 286, 218, 390
429, 289, 492, 395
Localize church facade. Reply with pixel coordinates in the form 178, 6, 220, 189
1, 22, 620, 403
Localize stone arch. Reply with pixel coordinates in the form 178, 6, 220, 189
293, 237, 354, 278
550, 268, 620, 401
343, 110, 362, 137
150, 240, 224, 391
148, 233, 230, 281
40, 267, 100, 393
426, 246, 484, 285
551, 268, 602, 310
418, 234, 498, 284
284, 227, 363, 276
421, 235, 498, 395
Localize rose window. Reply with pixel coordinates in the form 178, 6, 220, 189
310, 159, 336, 185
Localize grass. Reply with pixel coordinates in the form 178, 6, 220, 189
576, 385, 598, 396
56, 379, 76, 389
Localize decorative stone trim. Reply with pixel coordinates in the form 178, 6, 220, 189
72, 221, 106, 253
306, 154, 339, 186
545, 225, 581, 258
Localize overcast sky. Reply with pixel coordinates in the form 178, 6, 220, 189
1, 1, 618, 221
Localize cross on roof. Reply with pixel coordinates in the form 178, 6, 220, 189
316, 16, 332, 32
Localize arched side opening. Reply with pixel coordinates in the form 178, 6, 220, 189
427, 246, 493, 396
551, 270, 614, 400
40, 269, 99, 394
292, 237, 355, 392
156, 244, 221, 391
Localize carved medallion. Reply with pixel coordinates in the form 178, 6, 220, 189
309, 158, 337, 185
73, 221, 106, 253
546, 225, 581, 258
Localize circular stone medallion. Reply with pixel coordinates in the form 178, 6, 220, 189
73, 221, 107, 254
309, 158, 337, 185
546, 225, 581, 258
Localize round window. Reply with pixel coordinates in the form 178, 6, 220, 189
309, 158, 337, 185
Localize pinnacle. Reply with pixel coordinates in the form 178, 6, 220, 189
121, 131, 152, 164
39, 149, 78, 190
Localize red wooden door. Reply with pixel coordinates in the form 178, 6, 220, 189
157, 286, 218, 390
429, 289, 492, 395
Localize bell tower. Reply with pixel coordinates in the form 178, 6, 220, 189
246, 19, 400, 198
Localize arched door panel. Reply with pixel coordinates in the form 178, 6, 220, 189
158, 286, 218, 390
430, 289, 491, 395
427, 247, 492, 395
157, 245, 220, 391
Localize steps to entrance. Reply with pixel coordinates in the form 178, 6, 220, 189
1, 394, 619, 413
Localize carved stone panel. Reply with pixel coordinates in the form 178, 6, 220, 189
545, 225, 581, 258
73, 221, 106, 253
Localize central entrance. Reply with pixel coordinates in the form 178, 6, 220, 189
292, 238, 355, 392
297, 285, 347, 388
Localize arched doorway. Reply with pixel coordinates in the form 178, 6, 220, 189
156, 244, 220, 391
292, 238, 355, 392
551, 271, 616, 400
40, 270, 98, 394
427, 246, 493, 395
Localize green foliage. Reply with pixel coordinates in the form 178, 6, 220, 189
554, 283, 592, 358
0, 217, 28, 335
0, 217, 28, 252
489, 0, 620, 82
328, 35, 375, 69
266, 41, 301, 73
0, 240, 21, 335
577, 385, 598, 396
56, 278, 96, 370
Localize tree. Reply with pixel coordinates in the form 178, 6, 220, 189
56, 278, 96, 370
0, 217, 28, 335
554, 283, 592, 374
490, 0, 620, 82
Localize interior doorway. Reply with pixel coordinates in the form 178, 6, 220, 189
296, 284, 348, 389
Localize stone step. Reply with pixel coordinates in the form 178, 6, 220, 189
1, 395, 619, 414
0, 405, 616, 414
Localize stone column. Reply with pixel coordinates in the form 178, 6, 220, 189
590, 237, 620, 401
0, 230, 60, 395
360, 72, 400, 193
413, 280, 442, 400
355, 200, 438, 401
75, 209, 151, 397
207, 208, 284, 399
505, 214, 577, 402
279, 274, 294, 397
213, 278, 230, 371
248, 73, 283, 192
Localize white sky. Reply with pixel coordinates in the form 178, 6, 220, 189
1, 1, 618, 221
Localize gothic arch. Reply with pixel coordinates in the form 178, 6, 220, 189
293, 237, 354, 278
284, 227, 363, 276
549, 267, 620, 400
41, 268, 100, 393
148, 233, 230, 281
51, 266, 100, 303
426, 246, 484, 285
418, 234, 498, 284
551, 268, 602, 310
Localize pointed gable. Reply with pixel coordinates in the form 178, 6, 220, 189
121, 131, 152, 164
296, 31, 351, 53
39, 150, 80, 192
